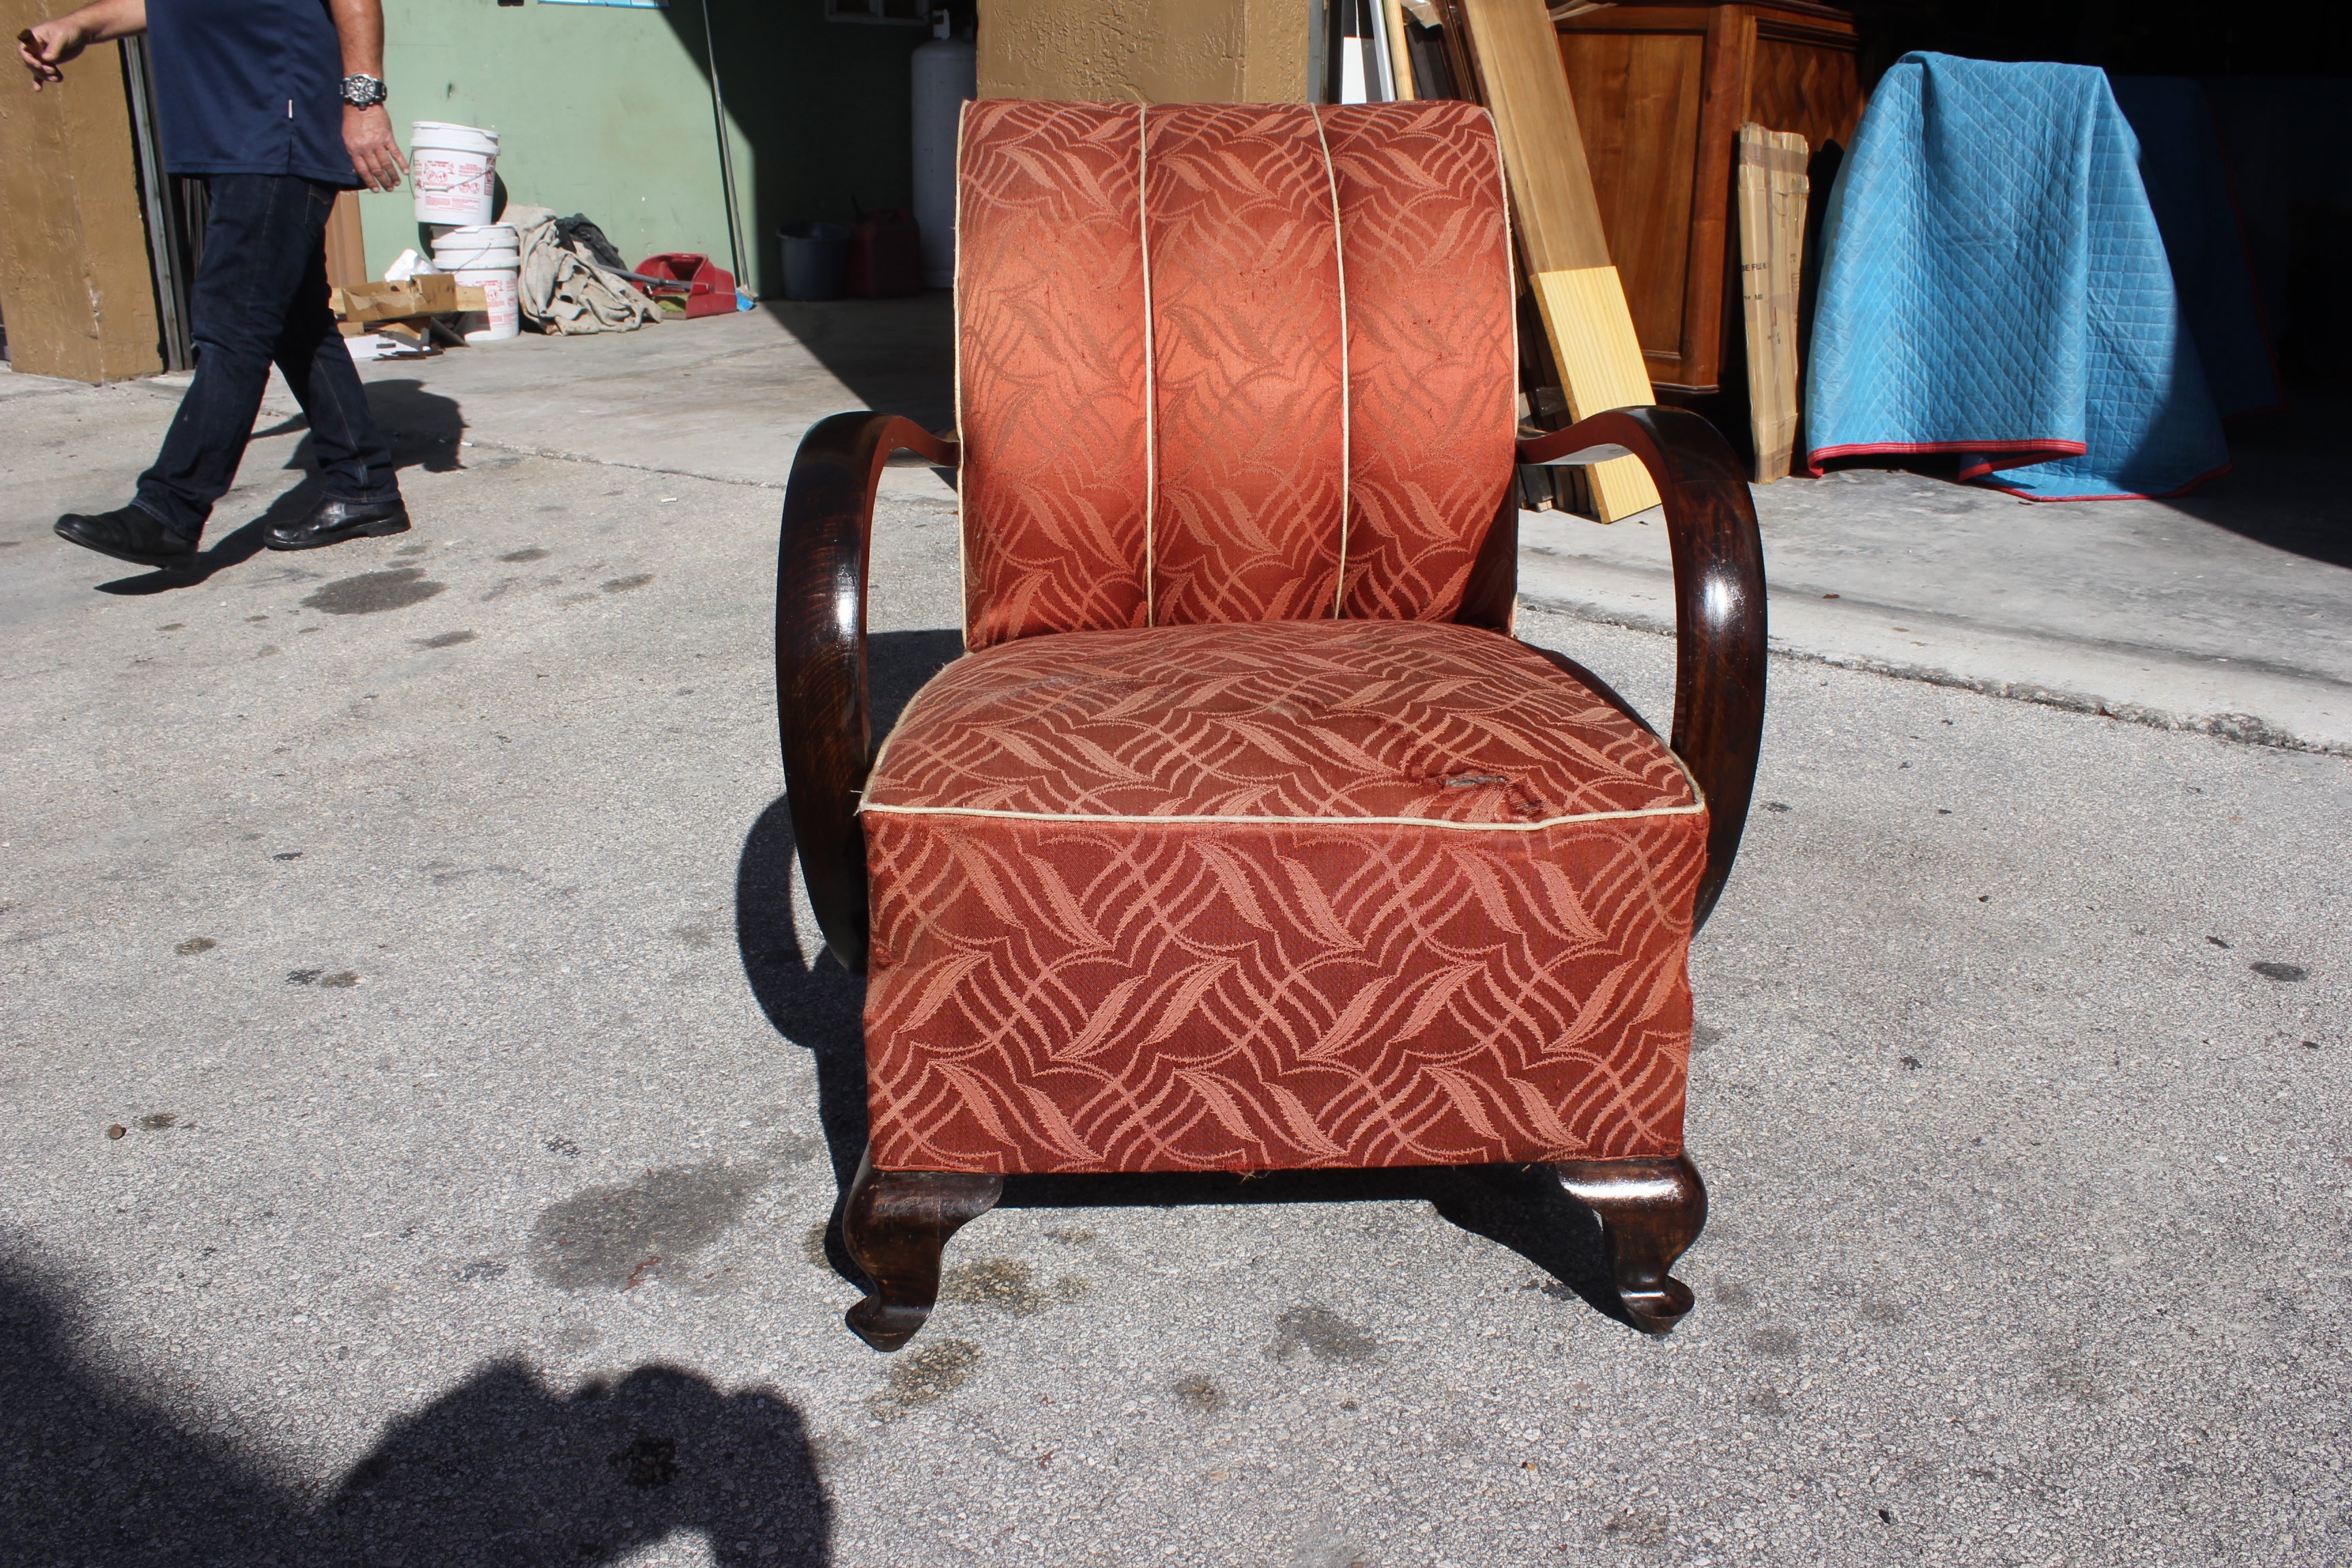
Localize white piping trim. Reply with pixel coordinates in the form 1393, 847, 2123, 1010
864, 740, 1708, 832
1311, 105, 1352, 619
860, 800, 1702, 832
1137, 102, 1158, 628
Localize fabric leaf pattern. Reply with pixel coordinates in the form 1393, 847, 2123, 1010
862, 621, 1706, 1175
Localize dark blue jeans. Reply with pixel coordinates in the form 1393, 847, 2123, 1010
134, 175, 399, 542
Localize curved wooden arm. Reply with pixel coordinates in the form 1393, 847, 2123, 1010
1517, 408, 1766, 932
775, 412, 959, 974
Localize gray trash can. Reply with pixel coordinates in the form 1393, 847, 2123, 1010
778, 222, 849, 301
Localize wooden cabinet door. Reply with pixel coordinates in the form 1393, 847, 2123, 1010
1556, 1, 1863, 395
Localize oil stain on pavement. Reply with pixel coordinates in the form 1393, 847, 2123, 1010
301, 568, 447, 615
1269, 1305, 1378, 1365
871, 1339, 981, 1422
1172, 1373, 1227, 1414
937, 1256, 1089, 1318
528, 1161, 771, 1291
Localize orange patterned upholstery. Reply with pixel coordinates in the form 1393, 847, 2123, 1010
862, 622, 1708, 1174
858, 101, 1705, 1179
954, 100, 1517, 649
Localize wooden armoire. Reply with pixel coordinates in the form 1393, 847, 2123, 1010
1549, 0, 1867, 398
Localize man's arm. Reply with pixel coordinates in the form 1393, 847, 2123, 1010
16, 0, 145, 90
326, 0, 406, 192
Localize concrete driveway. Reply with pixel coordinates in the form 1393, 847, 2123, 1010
1, 317, 2345, 1567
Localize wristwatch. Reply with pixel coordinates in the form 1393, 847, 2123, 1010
340, 74, 388, 109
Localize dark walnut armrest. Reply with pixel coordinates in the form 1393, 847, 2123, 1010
775, 411, 958, 974
1517, 407, 1767, 933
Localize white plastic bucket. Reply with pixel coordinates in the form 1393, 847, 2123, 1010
431, 223, 519, 342
410, 122, 499, 227
429, 225, 516, 267
448, 258, 520, 342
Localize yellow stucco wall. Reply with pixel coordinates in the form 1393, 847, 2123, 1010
977, 0, 1308, 103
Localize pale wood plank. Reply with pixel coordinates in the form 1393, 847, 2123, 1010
1735, 124, 1807, 483
1382, 0, 1418, 99
1456, 0, 1658, 518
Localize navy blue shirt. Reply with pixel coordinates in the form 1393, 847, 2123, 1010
146, 0, 357, 187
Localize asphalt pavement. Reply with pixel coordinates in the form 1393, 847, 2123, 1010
1, 336, 2345, 1568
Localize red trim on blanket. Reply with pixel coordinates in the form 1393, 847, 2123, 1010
1805, 438, 2086, 479
1975, 459, 2234, 503
1806, 440, 2230, 501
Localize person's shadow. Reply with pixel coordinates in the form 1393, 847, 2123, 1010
732, 630, 1629, 1328
0, 1258, 832, 1565
95, 378, 467, 595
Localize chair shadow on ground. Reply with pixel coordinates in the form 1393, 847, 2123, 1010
0, 1256, 831, 1567
95, 378, 469, 596
732, 629, 1632, 1333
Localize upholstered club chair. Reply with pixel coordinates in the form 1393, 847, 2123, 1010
776, 99, 1765, 1350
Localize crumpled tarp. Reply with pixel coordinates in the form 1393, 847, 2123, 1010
1804, 53, 2230, 501
504, 204, 659, 336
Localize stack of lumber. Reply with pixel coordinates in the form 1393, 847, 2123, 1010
1736, 123, 1809, 483
329, 275, 488, 351
1450, 0, 1661, 521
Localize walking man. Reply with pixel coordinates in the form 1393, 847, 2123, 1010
21, 0, 414, 570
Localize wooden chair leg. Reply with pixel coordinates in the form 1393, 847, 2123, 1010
839, 1149, 1002, 1352
1552, 1152, 1708, 1334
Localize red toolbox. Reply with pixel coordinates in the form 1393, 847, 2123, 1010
634, 252, 739, 318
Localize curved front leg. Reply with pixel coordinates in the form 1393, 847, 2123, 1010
1518, 408, 1767, 932
840, 1151, 1003, 1352
1554, 1153, 1708, 1334
775, 412, 959, 974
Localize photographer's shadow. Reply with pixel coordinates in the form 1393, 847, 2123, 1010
1, 1261, 830, 1567
97, 376, 465, 594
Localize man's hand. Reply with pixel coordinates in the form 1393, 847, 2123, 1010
18, 19, 91, 87
345, 103, 407, 192
18, 1, 144, 88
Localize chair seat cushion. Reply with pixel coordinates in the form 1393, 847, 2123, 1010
860, 620, 1709, 1174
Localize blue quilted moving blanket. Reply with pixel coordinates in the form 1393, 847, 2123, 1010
1805, 53, 2231, 501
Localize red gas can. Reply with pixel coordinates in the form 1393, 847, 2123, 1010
634, 252, 739, 318
845, 208, 922, 299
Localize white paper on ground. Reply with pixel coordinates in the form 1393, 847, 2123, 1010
382, 249, 441, 282
344, 333, 436, 362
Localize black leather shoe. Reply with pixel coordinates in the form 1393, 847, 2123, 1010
265, 497, 410, 551
54, 506, 202, 570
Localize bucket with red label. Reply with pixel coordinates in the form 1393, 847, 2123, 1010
410, 122, 499, 227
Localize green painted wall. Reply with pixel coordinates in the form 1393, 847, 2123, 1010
360, 0, 927, 297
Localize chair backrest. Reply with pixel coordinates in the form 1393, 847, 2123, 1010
955, 99, 1518, 650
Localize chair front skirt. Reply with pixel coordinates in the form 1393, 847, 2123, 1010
859, 619, 1708, 1175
